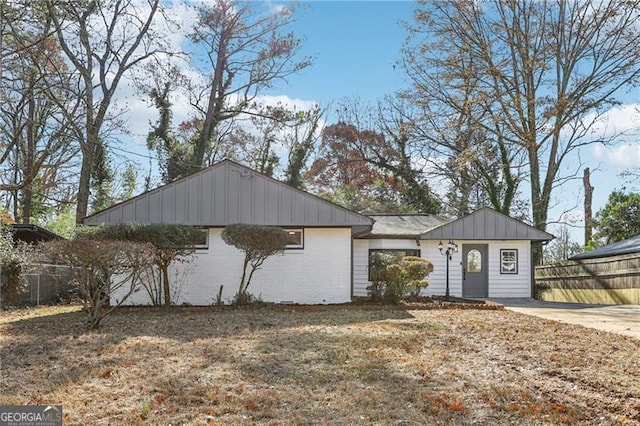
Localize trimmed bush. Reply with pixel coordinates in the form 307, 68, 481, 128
222, 224, 288, 305
370, 253, 434, 304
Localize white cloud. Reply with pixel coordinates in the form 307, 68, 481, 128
585, 104, 640, 140
591, 142, 640, 170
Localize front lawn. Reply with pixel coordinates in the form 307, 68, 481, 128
1, 305, 638, 425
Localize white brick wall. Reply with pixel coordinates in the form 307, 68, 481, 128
116, 227, 353, 305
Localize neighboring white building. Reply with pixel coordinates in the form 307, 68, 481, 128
84, 160, 553, 305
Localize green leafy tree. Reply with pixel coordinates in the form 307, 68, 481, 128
143, 62, 195, 184
590, 190, 640, 247
36, 205, 76, 239
222, 224, 288, 305
83, 224, 204, 306
43, 238, 153, 328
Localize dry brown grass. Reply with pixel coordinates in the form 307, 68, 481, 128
1, 305, 639, 425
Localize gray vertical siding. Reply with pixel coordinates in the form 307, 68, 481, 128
420, 208, 553, 241
83, 159, 373, 229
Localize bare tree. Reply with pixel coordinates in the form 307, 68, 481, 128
187, 0, 312, 171
401, 5, 528, 217
47, 0, 167, 223
0, 2, 79, 223
230, 103, 323, 183
405, 0, 640, 263
308, 99, 441, 213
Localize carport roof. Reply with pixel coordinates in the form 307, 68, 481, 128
11, 224, 65, 243
570, 234, 640, 260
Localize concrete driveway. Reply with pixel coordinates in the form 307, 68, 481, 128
490, 298, 640, 339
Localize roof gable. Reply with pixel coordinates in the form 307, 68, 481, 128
420, 208, 554, 241
83, 159, 373, 229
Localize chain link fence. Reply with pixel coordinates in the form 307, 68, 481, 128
1, 263, 74, 306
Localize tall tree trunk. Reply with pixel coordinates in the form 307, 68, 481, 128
21, 90, 37, 224
75, 141, 95, 224
161, 264, 171, 306
583, 168, 593, 246
195, 26, 230, 169
529, 143, 548, 266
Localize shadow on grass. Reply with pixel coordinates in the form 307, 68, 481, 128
1, 305, 415, 338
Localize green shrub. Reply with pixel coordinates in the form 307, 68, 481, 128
370, 252, 434, 304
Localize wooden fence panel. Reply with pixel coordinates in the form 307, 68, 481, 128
535, 253, 640, 304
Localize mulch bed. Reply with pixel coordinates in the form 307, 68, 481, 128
270, 297, 504, 312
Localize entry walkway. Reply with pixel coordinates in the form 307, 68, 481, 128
489, 298, 640, 339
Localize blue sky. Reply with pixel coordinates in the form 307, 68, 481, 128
266, 1, 415, 106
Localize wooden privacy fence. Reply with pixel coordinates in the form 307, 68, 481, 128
535, 252, 640, 305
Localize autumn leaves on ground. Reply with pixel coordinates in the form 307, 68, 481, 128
1, 306, 638, 425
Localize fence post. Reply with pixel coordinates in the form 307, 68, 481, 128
36, 266, 41, 306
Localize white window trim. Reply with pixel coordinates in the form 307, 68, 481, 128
500, 249, 518, 274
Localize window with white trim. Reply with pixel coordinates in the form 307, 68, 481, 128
500, 249, 518, 274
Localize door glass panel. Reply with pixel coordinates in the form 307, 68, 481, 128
467, 249, 482, 272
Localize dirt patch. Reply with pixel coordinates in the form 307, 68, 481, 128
1, 305, 638, 425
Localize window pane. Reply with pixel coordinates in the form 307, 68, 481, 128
195, 229, 208, 248
368, 249, 422, 281
501, 249, 518, 274
467, 249, 482, 272
285, 229, 303, 248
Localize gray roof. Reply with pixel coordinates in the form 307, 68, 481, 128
83, 159, 373, 233
362, 214, 452, 238
420, 208, 554, 241
570, 234, 640, 260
